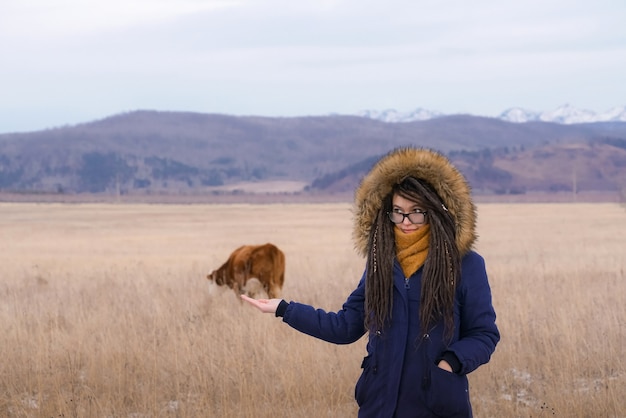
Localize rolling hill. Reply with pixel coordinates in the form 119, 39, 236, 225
0, 110, 625, 201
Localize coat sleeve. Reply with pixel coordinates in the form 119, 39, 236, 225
281, 274, 368, 345
448, 251, 500, 374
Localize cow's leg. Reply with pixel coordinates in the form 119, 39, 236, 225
268, 285, 281, 299
232, 273, 247, 301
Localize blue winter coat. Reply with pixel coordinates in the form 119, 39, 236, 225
281, 250, 500, 418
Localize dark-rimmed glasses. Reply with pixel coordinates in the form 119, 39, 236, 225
387, 210, 427, 225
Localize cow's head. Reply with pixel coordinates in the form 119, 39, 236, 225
206, 269, 225, 286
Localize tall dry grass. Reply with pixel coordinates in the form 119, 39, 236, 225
0, 202, 624, 417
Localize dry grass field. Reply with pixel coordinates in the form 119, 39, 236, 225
0, 202, 624, 418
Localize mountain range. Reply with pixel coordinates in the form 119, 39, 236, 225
357, 104, 626, 125
1, 110, 625, 202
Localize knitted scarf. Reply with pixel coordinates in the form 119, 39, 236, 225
394, 224, 430, 278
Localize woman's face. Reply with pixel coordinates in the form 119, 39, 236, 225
391, 193, 427, 235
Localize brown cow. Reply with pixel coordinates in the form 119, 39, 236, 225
206, 243, 285, 299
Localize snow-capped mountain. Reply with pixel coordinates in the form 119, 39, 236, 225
501, 104, 626, 124
359, 104, 626, 124
538, 104, 600, 124
356, 107, 443, 122
498, 107, 541, 123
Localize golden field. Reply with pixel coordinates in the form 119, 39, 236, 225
0, 202, 624, 418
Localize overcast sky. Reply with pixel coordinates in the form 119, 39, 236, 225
1, 0, 625, 133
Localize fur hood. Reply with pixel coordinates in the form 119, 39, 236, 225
352, 147, 477, 257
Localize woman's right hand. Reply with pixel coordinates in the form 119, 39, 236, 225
240, 294, 282, 314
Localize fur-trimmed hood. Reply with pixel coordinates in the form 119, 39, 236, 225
353, 147, 477, 257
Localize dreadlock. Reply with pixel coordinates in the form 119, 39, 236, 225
364, 177, 461, 340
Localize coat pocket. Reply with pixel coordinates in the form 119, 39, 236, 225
426, 363, 471, 417
354, 355, 374, 407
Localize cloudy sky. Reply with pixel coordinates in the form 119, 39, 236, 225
1, 0, 625, 133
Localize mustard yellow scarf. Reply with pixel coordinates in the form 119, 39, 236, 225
395, 224, 430, 278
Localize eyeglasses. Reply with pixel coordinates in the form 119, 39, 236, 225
387, 210, 427, 224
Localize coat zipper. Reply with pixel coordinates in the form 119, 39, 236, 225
422, 333, 431, 389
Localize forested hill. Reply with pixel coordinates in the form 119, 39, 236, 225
0, 110, 625, 199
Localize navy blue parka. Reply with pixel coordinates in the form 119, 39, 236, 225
277, 148, 500, 417
280, 250, 499, 417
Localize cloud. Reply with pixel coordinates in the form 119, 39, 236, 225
0, 0, 625, 132
0, 0, 240, 39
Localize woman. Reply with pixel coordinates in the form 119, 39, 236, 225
242, 147, 500, 417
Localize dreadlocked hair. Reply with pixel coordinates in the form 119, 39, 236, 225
364, 177, 461, 340
364, 204, 396, 332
